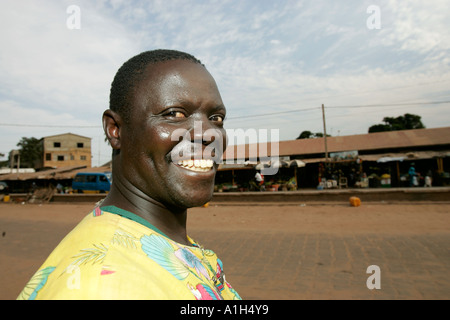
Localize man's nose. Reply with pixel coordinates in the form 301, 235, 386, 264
188, 118, 216, 145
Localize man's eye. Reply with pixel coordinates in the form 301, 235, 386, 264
166, 111, 186, 118
210, 115, 225, 123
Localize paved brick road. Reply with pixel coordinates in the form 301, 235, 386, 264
1, 202, 449, 300
192, 230, 450, 299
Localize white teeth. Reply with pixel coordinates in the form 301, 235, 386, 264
175, 159, 214, 172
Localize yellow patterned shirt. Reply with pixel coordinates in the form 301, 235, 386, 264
17, 205, 241, 300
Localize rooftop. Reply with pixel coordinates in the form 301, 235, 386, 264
223, 126, 450, 160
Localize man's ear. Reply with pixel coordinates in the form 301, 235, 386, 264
102, 109, 122, 150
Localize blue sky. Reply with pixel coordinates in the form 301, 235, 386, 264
1, 0, 449, 166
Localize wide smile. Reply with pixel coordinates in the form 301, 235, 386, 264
174, 158, 215, 173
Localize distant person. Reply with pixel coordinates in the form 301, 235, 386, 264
425, 169, 433, 187
408, 163, 417, 187
18, 49, 241, 300
255, 171, 265, 191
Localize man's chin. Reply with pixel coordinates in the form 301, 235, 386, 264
169, 186, 214, 209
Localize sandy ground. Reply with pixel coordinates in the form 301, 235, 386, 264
1, 201, 449, 300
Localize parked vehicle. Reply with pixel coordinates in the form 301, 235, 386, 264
72, 172, 112, 194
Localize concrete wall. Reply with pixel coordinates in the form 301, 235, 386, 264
39, 187, 450, 204
210, 187, 450, 203
43, 134, 91, 168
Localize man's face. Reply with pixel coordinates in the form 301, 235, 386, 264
120, 60, 227, 209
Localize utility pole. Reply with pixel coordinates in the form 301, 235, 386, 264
98, 137, 100, 167
322, 104, 329, 164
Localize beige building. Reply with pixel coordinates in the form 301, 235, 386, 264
41, 133, 91, 168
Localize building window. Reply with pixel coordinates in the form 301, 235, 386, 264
54, 142, 61, 148
57, 155, 64, 161
77, 142, 84, 148
70, 155, 74, 160
45, 153, 51, 161
80, 155, 86, 160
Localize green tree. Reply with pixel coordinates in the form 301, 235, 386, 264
16, 137, 43, 168
368, 113, 425, 133
296, 131, 329, 139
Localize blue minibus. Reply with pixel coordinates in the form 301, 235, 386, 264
72, 172, 112, 194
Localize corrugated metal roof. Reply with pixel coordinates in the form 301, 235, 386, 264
0, 165, 111, 181
359, 150, 450, 162
223, 127, 450, 160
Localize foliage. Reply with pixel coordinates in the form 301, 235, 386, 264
368, 113, 425, 133
296, 131, 329, 139
16, 137, 43, 168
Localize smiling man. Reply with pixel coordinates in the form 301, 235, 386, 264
17, 50, 241, 300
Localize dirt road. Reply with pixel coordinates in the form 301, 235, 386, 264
1, 201, 449, 299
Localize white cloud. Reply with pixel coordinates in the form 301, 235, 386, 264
0, 0, 449, 163
0, 1, 138, 114
373, 0, 450, 55
0, 0, 136, 162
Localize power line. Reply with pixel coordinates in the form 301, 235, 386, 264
230, 78, 450, 112
1, 100, 449, 127
226, 106, 319, 120
325, 100, 450, 109
0, 123, 101, 128
228, 100, 450, 122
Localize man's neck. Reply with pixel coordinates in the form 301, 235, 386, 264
100, 174, 190, 246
